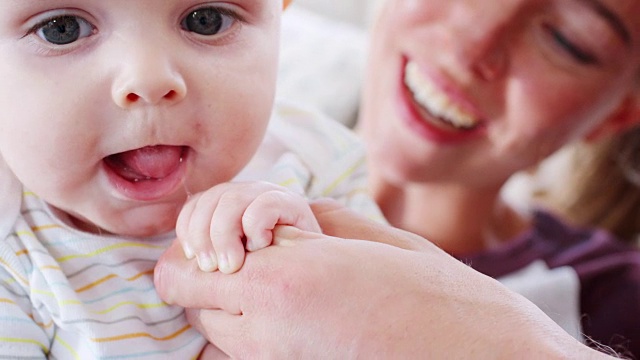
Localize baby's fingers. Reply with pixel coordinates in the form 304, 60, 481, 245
176, 193, 200, 260
242, 190, 321, 252
177, 192, 221, 272
208, 191, 254, 274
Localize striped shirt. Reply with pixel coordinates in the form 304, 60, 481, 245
0, 101, 383, 359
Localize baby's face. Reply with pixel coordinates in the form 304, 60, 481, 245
0, 0, 282, 236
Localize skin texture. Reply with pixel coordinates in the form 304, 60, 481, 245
156, 200, 614, 359
0, 0, 283, 238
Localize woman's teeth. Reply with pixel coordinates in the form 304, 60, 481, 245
404, 62, 478, 129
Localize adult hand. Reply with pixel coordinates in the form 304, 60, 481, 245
155, 200, 609, 359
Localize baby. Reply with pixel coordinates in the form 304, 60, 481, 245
0, 0, 380, 358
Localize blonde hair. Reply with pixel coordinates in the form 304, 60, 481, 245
538, 127, 640, 243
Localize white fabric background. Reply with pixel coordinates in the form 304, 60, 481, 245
277, 6, 369, 127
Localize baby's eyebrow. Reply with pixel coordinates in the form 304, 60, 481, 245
9, 0, 45, 6
579, 0, 631, 46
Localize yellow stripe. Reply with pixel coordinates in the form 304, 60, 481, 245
16, 224, 63, 238
321, 157, 365, 197
94, 301, 167, 315
1, 278, 17, 286
0, 258, 28, 285
127, 268, 154, 281
41, 265, 61, 271
76, 274, 118, 293
0, 298, 16, 305
60, 299, 82, 306
30, 289, 82, 305
57, 243, 163, 263
76, 268, 154, 293
92, 324, 191, 343
0, 337, 47, 352
15, 230, 35, 238
29, 314, 54, 329
15, 249, 29, 257
277, 177, 299, 188
54, 335, 81, 360
31, 224, 62, 232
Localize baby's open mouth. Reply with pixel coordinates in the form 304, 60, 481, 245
103, 145, 189, 202
105, 145, 186, 182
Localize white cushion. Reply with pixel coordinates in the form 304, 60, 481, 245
277, 6, 369, 127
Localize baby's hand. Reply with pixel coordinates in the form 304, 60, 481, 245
176, 181, 321, 274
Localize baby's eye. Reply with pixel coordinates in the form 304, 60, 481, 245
182, 7, 237, 36
34, 15, 94, 45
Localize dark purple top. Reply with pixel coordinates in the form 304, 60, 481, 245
458, 211, 640, 358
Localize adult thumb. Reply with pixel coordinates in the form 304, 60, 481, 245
309, 198, 434, 252
154, 240, 242, 313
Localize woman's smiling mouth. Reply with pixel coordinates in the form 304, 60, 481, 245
404, 61, 481, 130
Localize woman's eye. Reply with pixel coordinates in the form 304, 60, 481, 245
33, 15, 94, 45
182, 7, 236, 36
544, 24, 598, 65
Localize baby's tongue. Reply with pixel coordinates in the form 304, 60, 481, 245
114, 146, 183, 180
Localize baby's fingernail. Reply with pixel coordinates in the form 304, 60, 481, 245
218, 254, 230, 274
196, 253, 218, 272
246, 235, 270, 252
182, 243, 195, 260
245, 238, 255, 252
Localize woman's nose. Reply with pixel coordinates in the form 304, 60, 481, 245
111, 45, 187, 108
449, 0, 525, 81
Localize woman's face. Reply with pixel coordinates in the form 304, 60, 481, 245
360, 0, 640, 189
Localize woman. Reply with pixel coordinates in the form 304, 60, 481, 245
358, 0, 640, 354
157, 0, 640, 357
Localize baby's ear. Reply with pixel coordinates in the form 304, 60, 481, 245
585, 92, 640, 142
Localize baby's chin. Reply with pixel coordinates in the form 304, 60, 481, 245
68, 206, 179, 238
